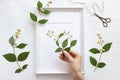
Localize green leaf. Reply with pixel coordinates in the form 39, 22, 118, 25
42, 10, 51, 14
9, 36, 15, 47
62, 39, 68, 48
3, 53, 16, 62
90, 56, 97, 66
89, 48, 100, 54
30, 12, 37, 22
22, 64, 28, 70
70, 40, 77, 47
37, 1, 43, 8
98, 62, 106, 68
56, 40, 59, 47
103, 43, 112, 52
15, 68, 22, 73
58, 33, 64, 38
38, 19, 48, 24
55, 48, 62, 52
18, 52, 30, 61
64, 47, 71, 52
17, 43, 27, 49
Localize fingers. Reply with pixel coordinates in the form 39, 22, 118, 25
70, 51, 82, 62
70, 51, 82, 59
59, 55, 65, 61
63, 51, 73, 61
59, 51, 82, 62
59, 53, 68, 62
59, 55, 68, 62
59, 52, 73, 62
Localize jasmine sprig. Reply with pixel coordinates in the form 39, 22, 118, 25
89, 33, 112, 72
37, 1, 51, 14
3, 29, 30, 73
30, 1, 51, 24
46, 30, 77, 53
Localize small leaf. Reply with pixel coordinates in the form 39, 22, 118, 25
55, 48, 62, 52
89, 48, 100, 54
90, 56, 97, 66
103, 43, 112, 52
3, 53, 16, 62
56, 40, 59, 47
70, 40, 77, 47
38, 19, 48, 24
18, 52, 30, 61
42, 10, 51, 14
37, 1, 43, 8
15, 68, 22, 73
64, 47, 71, 52
22, 64, 28, 70
17, 43, 27, 49
30, 12, 37, 22
58, 33, 64, 38
98, 62, 106, 68
62, 39, 68, 48
9, 36, 15, 47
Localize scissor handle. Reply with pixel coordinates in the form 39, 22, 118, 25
105, 18, 111, 23
103, 22, 108, 27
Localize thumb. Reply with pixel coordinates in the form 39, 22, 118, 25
63, 51, 73, 61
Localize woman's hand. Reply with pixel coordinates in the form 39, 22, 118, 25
59, 51, 84, 80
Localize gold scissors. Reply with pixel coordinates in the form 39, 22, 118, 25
94, 13, 111, 27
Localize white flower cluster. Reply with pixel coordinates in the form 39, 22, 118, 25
15, 29, 21, 38
96, 33, 105, 52
46, 1, 52, 7
46, 30, 73, 41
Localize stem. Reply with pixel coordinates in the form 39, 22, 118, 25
94, 42, 103, 72
58, 39, 65, 56
13, 38, 23, 70
62, 49, 65, 56
94, 52, 103, 72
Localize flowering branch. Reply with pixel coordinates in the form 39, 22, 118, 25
30, 1, 52, 24
89, 33, 112, 72
46, 30, 77, 53
3, 29, 30, 73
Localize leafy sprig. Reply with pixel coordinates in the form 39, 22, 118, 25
89, 34, 112, 72
3, 29, 30, 73
30, 1, 51, 24
46, 30, 77, 53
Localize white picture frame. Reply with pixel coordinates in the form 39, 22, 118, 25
36, 6, 84, 74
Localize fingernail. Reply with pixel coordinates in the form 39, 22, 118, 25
60, 53, 63, 56
58, 55, 60, 57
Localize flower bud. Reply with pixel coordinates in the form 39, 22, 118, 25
47, 1, 52, 7
17, 29, 21, 32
